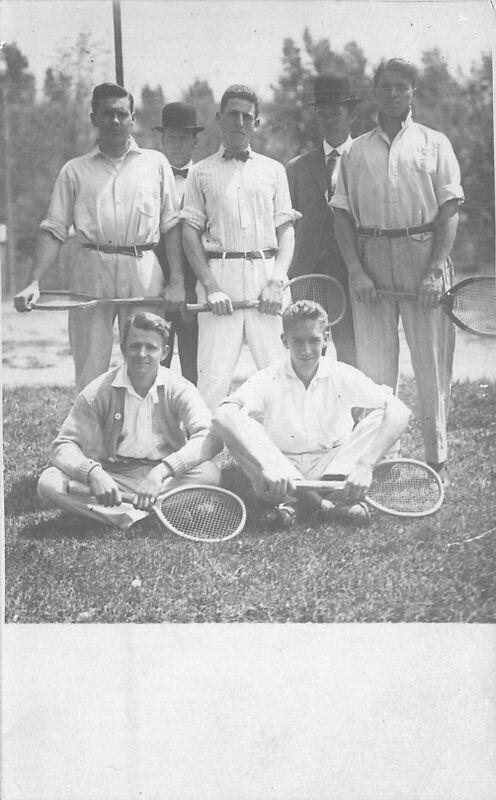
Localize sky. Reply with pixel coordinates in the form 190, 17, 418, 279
1, 0, 495, 102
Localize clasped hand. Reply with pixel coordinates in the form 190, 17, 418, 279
341, 462, 373, 503
14, 280, 40, 312
89, 464, 170, 510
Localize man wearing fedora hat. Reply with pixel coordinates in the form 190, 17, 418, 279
286, 74, 360, 366
154, 102, 204, 384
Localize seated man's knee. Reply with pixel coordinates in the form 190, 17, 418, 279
37, 466, 65, 503
198, 460, 222, 486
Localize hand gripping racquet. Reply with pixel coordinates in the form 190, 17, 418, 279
377, 276, 496, 338
187, 274, 347, 326
296, 458, 444, 517
67, 482, 246, 542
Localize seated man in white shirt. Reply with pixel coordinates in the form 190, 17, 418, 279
37, 312, 221, 530
213, 301, 411, 528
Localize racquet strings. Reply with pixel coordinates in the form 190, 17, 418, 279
368, 461, 442, 514
450, 279, 496, 335
286, 275, 346, 325
156, 486, 246, 541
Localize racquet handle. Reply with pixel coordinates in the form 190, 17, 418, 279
376, 290, 418, 301
186, 300, 260, 312
67, 481, 135, 505
294, 479, 347, 496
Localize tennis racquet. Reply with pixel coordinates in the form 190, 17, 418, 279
67, 482, 247, 542
295, 458, 444, 517
377, 276, 496, 337
188, 274, 347, 326
15, 291, 166, 312
18, 275, 347, 326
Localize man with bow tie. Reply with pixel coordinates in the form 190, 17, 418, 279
182, 84, 299, 410
154, 102, 203, 383
286, 74, 360, 366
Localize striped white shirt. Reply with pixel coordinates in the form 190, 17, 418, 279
181, 145, 299, 252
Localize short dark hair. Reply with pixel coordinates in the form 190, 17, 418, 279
91, 82, 134, 114
374, 59, 417, 89
282, 300, 328, 332
220, 84, 259, 117
122, 312, 170, 349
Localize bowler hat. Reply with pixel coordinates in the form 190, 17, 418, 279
154, 102, 204, 132
310, 74, 361, 107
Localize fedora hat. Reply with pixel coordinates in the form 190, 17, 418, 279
310, 74, 361, 107
153, 102, 204, 132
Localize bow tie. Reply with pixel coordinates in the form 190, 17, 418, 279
172, 166, 188, 178
223, 150, 250, 162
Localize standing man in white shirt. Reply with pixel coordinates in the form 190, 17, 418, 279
155, 102, 204, 384
286, 75, 360, 365
332, 59, 464, 483
14, 83, 185, 391
182, 84, 299, 410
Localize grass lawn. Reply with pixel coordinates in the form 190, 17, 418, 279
3, 379, 496, 623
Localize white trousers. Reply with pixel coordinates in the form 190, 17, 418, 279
196, 256, 286, 410
351, 234, 455, 463
37, 460, 221, 530
229, 409, 386, 502
69, 248, 165, 391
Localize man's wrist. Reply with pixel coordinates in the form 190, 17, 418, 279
424, 265, 444, 280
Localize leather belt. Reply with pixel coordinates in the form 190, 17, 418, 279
83, 242, 157, 258
206, 248, 278, 260
357, 223, 435, 238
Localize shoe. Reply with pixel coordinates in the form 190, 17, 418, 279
318, 498, 370, 528
427, 461, 451, 488
273, 502, 298, 530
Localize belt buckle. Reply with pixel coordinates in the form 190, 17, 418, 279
132, 245, 143, 259
375, 228, 386, 238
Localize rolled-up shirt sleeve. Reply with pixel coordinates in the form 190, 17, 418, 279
160, 160, 180, 233
434, 135, 465, 208
273, 162, 302, 227
181, 166, 207, 231
40, 163, 76, 243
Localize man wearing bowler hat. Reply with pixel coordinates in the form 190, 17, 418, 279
154, 102, 204, 384
286, 74, 360, 366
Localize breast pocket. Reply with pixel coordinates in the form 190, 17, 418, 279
406, 146, 437, 174
137, 189, 160, 218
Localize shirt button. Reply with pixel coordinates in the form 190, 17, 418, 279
115, 412, 122, 420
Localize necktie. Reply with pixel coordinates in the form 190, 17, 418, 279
325, 150, 340, 198
223, 150, 250, 162
172, 166, 188, 178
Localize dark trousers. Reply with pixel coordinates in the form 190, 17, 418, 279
163, 311, 198, 385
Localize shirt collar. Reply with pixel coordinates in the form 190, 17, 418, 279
112, 362, 168, 402
218, 144, 253, 159
323, 135, 353, 157
373, 110, 414, 136
283, 354, 334, 383
91, 135, 142, 159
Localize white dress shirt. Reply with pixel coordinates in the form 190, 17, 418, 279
331, 112, 464, 228
225, 356, 392, 456
323, 135, 353, 197
113, 364, 169, 459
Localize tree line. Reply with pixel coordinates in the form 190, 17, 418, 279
0, 29, 493, 293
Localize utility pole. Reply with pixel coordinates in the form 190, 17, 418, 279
113, 0, 124, 85
0, 50, 15, 296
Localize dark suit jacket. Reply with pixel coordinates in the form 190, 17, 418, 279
286, 145, 348, 282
